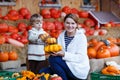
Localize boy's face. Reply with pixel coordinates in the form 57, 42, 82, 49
33, 18, 43, 30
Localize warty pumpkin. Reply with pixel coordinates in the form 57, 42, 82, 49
101, 40, 120, 57
44, 44, 62, 53
96, 48, 111, 59
45, 37, 57, 44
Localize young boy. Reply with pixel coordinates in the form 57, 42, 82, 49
27, 13, 49, 74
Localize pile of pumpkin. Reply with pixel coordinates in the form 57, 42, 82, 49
0, 50, 18, 62
17, 70, 62, 80
101, 65, 120, 76
40, 33, 62, 54
87, 38, 120, 59
101, 61, 120, 76
0, 70, 62, 80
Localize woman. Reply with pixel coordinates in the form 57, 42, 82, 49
39, 13, 90, 80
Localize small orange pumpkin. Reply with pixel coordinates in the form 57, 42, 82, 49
44, 44, 62, 53
8, 51, 18, 60
100, 40, 120, 57
45, 37, 57, 44
96, 48, 111, 59
102, 66, 120, 75
87, 46, 97, 59
0, 36, 6, 44
0, 51, 9, 62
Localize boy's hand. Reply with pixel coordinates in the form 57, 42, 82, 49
39, 33, 49, 41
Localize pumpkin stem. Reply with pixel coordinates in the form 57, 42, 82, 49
102, 40, 110, 46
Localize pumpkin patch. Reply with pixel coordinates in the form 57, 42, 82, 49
87, 39, 120, 59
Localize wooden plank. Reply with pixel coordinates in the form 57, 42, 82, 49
100, 0, 111, 12
90, 0, 100, 11
60, 0, 83, 10
0, 0, 40, 16
0, 0, 101, 16
12, 0, 40, 15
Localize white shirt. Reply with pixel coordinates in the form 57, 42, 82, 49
57, 29, 90, 79
27, 28, 46, 61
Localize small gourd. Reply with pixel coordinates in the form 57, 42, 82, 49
44, 44, 62, 53
45, 37, 57, 44
40, 33, 49, 41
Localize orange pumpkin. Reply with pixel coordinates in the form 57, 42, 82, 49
96, 48, 111, 59
45, 37, 57, 44
0, 36, 6, 44
88, 38, 98, 47
102, 66, 120, 75
44, 44, 62, 53
88, 39, 104, 51
107, 37, 117, 43
102, 43, 119, 57
8, 51, 18, 60
93, 41, 104, 51
117, 38, 120, 43
87, 47, 97, 59
100, 40, 120, 57
0, 51, 9, 62
89, 38, 98, 44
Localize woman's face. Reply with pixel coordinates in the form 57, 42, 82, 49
64, 18, 77, 33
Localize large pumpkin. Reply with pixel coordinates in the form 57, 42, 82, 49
0, 51, 9, 62
19, 8, 30, 17
87, 47, 97, 59
96, 48, 111, 59
40, 8, 51, 19
0, 35, 6, 44
78, 11, 89, 18
0, 23, 8, 33
8, 51, 18, 60
100, 43, 120, 57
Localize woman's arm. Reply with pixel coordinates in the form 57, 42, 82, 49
57, 32, 88, 62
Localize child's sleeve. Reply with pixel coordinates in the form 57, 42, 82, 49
28, 30, 39, 43
28, 30, 45, 45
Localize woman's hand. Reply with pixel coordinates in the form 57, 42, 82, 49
51, 51, 65, 57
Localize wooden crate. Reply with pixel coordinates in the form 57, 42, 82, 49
0, 60, 21, 70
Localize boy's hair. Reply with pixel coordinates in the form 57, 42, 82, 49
30, 14, 43, 25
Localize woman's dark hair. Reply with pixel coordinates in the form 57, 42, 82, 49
64, 13, 79, 23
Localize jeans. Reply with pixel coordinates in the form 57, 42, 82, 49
39, 56, 86, 80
